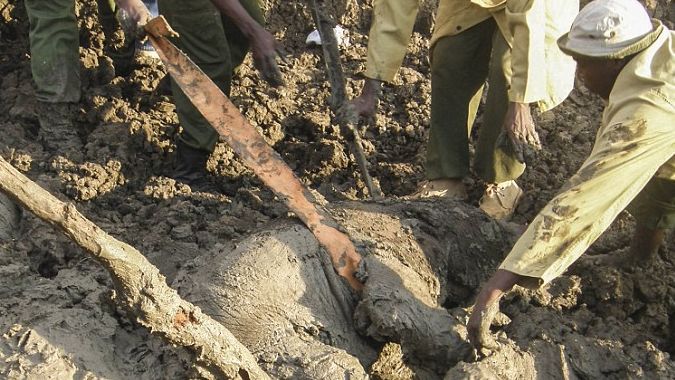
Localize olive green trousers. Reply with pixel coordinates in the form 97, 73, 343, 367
26, 0, 262, 152
160, 0, 264, 152
426, 18, 525, 184
24, 0, 80, 103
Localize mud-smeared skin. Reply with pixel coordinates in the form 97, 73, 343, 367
148, 27, 364, 290
0, 0, 673, 378
345, 201, 508, 375
175, 201, 509, 377
174, 224, 371, 379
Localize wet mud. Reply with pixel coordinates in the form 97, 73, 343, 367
0, 0, 674, 379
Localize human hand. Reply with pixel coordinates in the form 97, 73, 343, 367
466, 269, 519, 356
467, 298, 501, 356
348, 78, 383, 123
115, 0, 151, 37
502, 102, 541, 162
250, 28, 284, 87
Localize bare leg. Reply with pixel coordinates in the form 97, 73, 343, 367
583, 224, 665, 268
629, 224, 665, 262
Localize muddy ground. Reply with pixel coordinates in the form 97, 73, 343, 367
0, 0, 674, 379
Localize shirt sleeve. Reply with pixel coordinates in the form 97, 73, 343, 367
504, 0, 546, 103
364, 0, 420, 83
500, 112, 675, 286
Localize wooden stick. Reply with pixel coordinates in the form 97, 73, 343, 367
308, 0, 384, 200
0, 157, 268, 380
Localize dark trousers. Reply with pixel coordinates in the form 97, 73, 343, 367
427, 18, 525, 184
24, 0, 80, 102
160, 0, 264, 152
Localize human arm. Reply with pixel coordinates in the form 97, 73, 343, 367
504, 0, 546, 104
351, 0, 419, 120
469, 114, 675, 350
467, 269, 521, 353
208, 0, 283, 86
500, 0, 546, 155
365, 0, 420, 83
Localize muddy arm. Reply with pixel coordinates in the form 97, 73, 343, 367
0, 157, 269, 379
467, 269, 521, 354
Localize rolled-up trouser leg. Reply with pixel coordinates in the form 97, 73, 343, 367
222, 0, 265, 71
474, 30, 526, 184
159, 0, 233, 152
425, 19, 495, 181
24, 0, 80, 103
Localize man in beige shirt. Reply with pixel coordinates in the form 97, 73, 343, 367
351, 0, 577, 219
468, 0, 675, 351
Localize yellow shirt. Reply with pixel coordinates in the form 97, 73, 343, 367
500, 26, 675, 287
365, 0, 577, 111
364, 0, 421, 84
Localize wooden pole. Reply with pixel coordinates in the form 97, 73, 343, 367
308, 0, 384, 199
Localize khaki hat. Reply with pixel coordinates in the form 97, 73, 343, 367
558, 0, 663, 59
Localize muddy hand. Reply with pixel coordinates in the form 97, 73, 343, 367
251, 30, 284, 87
254, 50, 284, 87
503, 102, 541, 162
467, 299, 501, 357
337, 250, 365, 292
115, 0, 152, 38
348, 78, 382, 123
467, 269, 520, 357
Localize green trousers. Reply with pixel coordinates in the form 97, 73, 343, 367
24, 0, 80, 103
160, 0, 264, 153
426, 18, 525, 184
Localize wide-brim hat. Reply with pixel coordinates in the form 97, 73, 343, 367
557, 0, 664, 59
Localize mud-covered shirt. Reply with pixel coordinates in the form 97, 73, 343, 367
364, 0, 577, 111
500, 25, 675, 287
